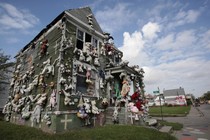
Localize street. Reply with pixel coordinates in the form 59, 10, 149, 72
156, 104, 210, 140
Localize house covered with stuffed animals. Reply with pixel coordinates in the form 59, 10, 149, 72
3, 7, 148, 133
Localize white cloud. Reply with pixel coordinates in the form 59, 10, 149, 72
142, 22, 160, 40
120, 16, 210, 97
154, 33, 174, 50
186, 10, 200, 23
168, 9, 201, 29
118, 31, 145, 64
200, 29, 210, 49
0, 3, 39, 30
95, 3, 135, 33
155, 30, 197, 52
144, 57, 210, 97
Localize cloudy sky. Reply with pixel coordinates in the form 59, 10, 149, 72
0, 0, 209, 97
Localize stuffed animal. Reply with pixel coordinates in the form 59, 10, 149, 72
83, 42, 91, 56
112, 107, 119, 124
99, 78, 104, 89
47, 89, 57, 110
121, 79, 130, 97
83, 98, 91, 113
127, 102, 141, 120
64, 83, 73, 91
36, 93, 47, 106
43, 113, 51, 126
101, 98, 108, 108
2, 98, 12, 121
62, 90, 74, 105
77, 106, 88, 119
94, 57, 100, 66
59, 77, 67, 84
91, 100, 99, 114
41, 57, 55, 76
21, 101, 31, 119
77, 105, 91, 126
86, 67, 92, 84
40, 39, 49, 56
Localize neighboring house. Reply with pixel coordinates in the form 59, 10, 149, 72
185, 94, 194, 105
145, 94, 155, 106
4, 7, 145, 133
153, 94, 165, 106
163, 87, 187, 106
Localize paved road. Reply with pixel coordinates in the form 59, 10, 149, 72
158, 104, 210, 140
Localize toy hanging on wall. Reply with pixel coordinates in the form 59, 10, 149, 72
86, 67, 92, 84
41, 56, 59, 77
91, 100, 99, 114
2, 97, 12, 121
31, 93, 48, 124
131, 89, 143, 111
43, 113, 52, 126
112, 106, 119, 124
77, 96, 91, 126
101, 98, 108, 109
121, 79, 130, 98
62, 90, 74, 105
40, 39, 49, 58
47, 89, 57, 110
127, 102, 142, 121
21, 97, 32, 120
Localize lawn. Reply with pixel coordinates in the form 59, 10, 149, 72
158, 120, 183, 130
149, 105, 191, 117
0, 120, 177, 140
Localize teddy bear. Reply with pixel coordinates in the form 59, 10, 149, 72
101, 98, 108, 108
128, 102, 141, 121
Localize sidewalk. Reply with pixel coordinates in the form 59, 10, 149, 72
160, 106, 210, 140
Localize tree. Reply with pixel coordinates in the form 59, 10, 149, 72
0, 50, 15, 92
203, 91, 210, 100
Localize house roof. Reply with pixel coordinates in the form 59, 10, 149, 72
18, 7, 103, 57
66, 7, 103, 34
163, 87, 186, 96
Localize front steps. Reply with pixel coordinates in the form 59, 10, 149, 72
104, 107, 144, 125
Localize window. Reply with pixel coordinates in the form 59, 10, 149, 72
76, 29, 84, 49
76, 29, 98, 52
77, 30, 84, 41
76, 67, 96, 96
85, 33, 92, 42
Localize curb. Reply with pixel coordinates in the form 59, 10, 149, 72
150, 114, 187, 117
194, 107, 204, 117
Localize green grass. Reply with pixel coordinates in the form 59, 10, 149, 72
158, 120, 183, 130
0, 121, 177, 140
149, 106, 191, 117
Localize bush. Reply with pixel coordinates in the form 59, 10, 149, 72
167, 104, 173, 107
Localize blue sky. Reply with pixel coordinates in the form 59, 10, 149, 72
0, 0, 210, 97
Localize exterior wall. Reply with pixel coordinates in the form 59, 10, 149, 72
164, 95, 187, 106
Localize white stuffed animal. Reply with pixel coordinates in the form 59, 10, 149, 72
91, 100, 99, 114
83, 98, 91, 113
